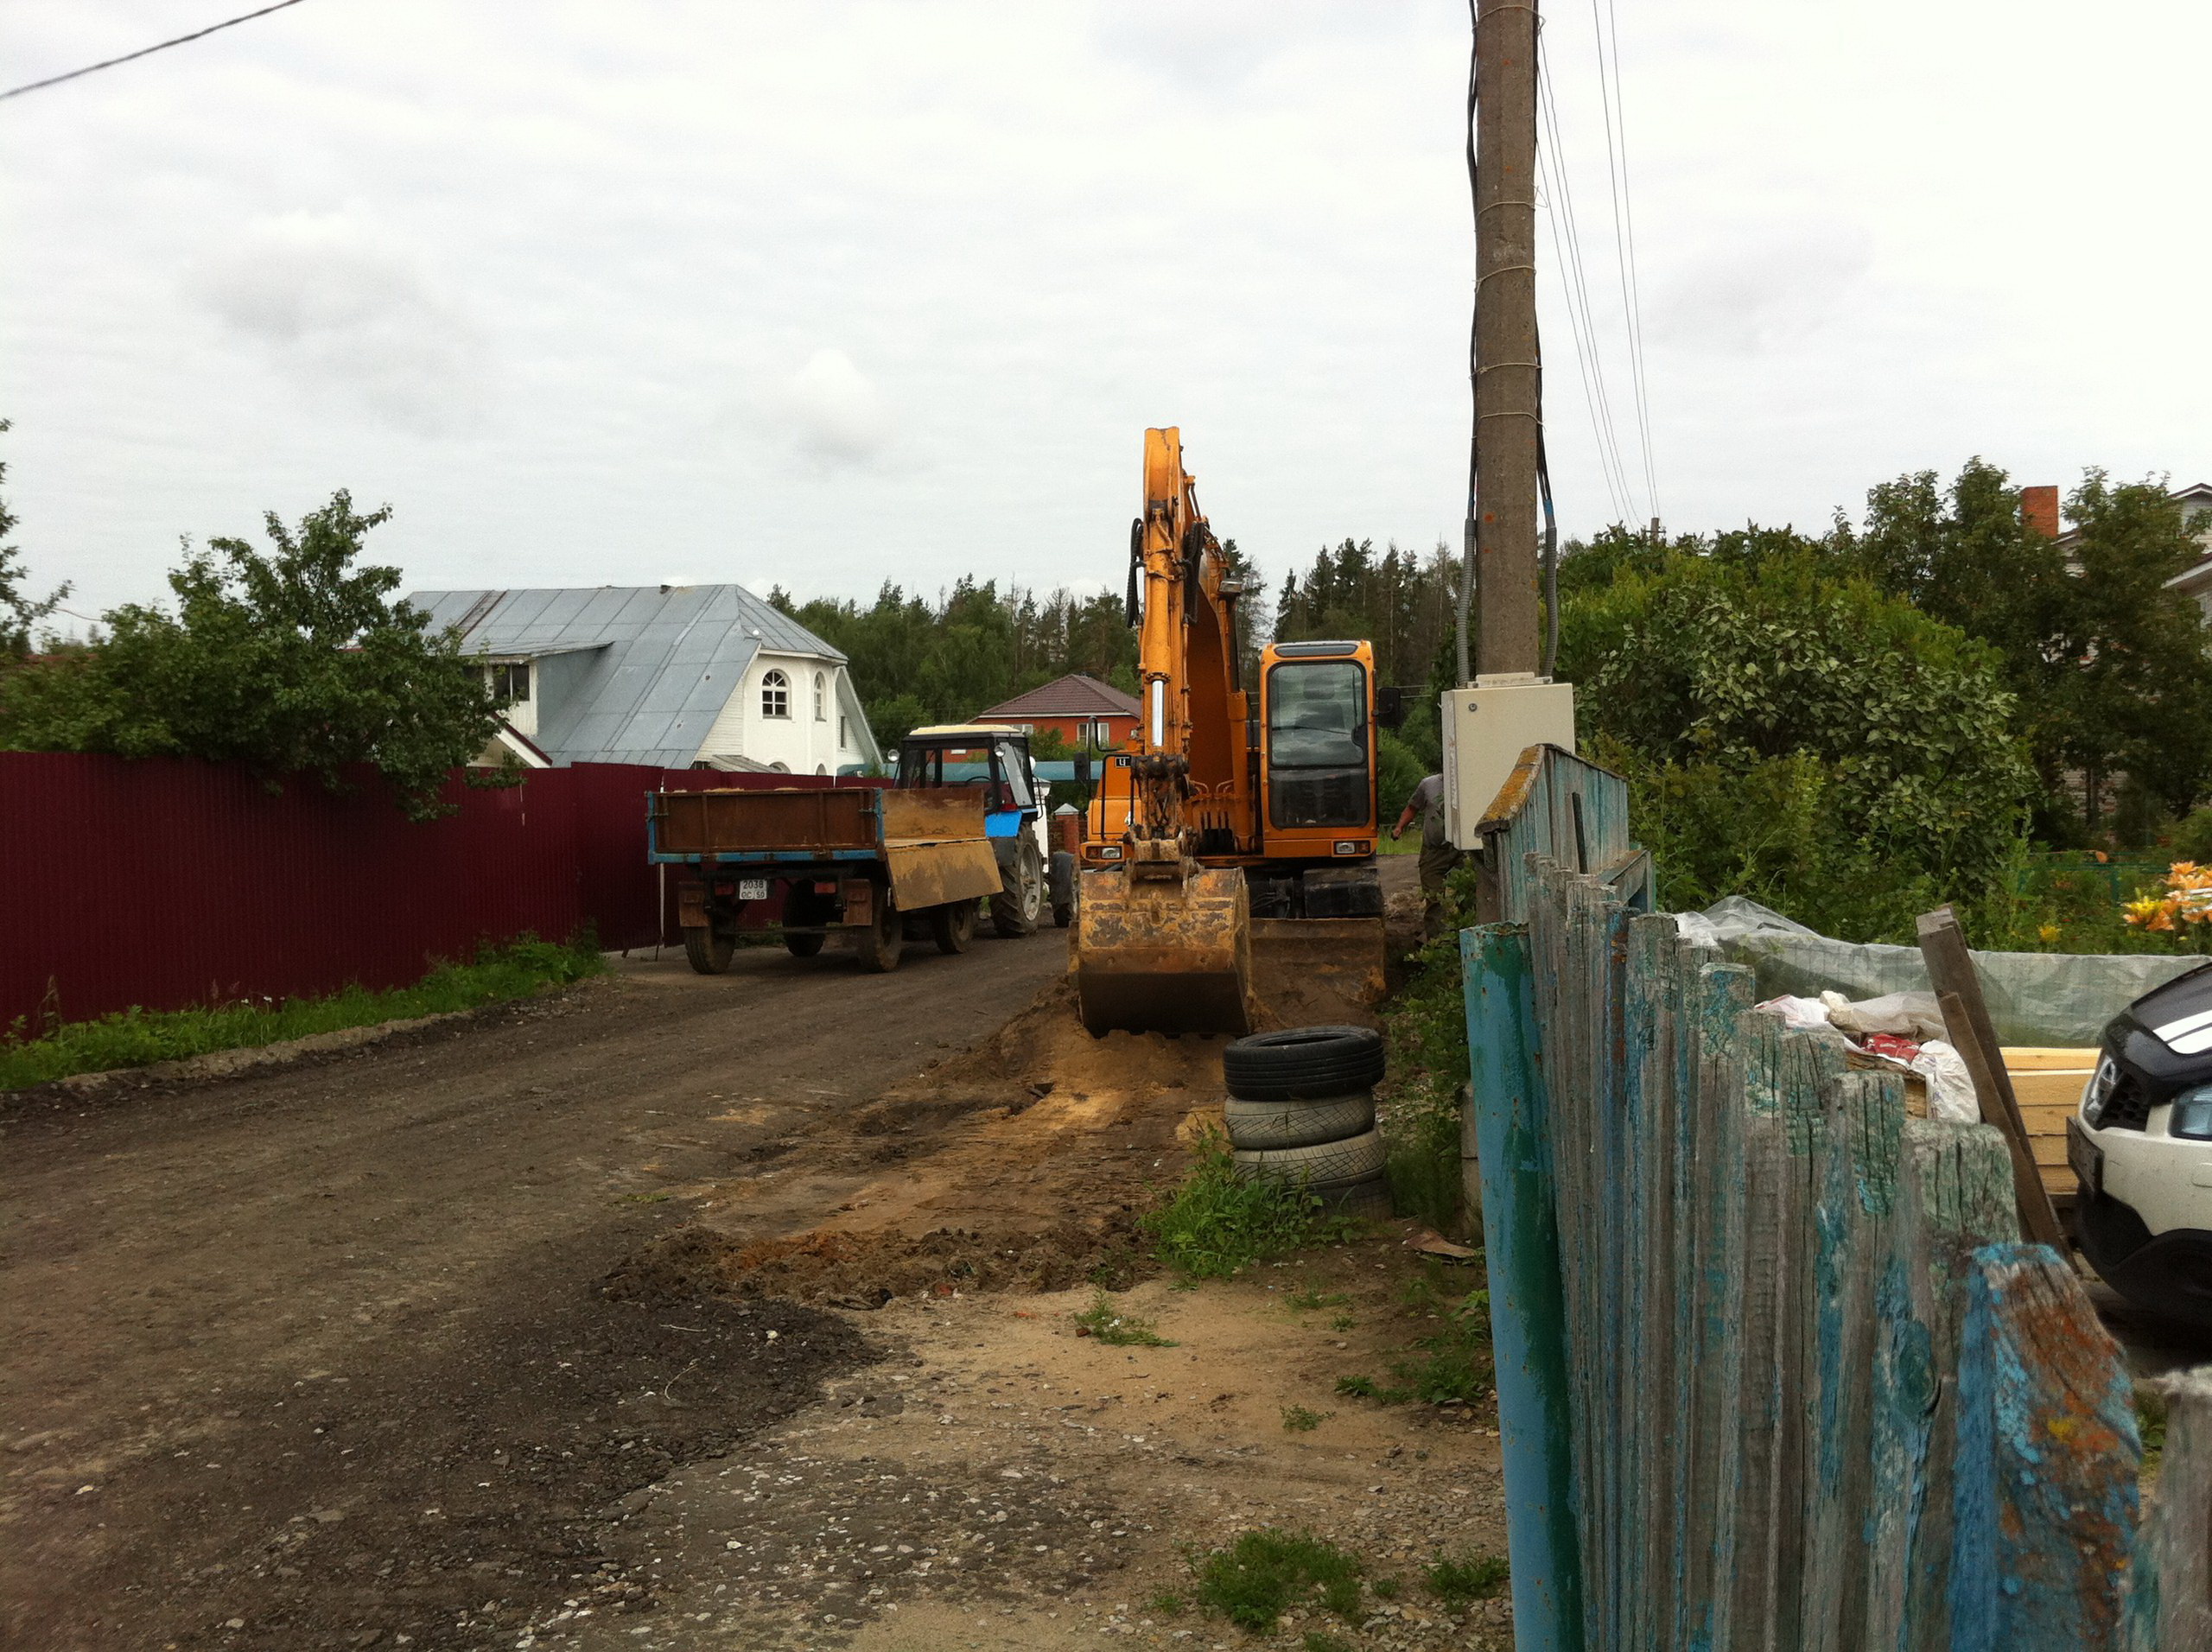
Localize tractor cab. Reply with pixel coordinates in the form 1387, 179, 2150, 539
895, 723, 1043, 834
897, 723, 1072, 933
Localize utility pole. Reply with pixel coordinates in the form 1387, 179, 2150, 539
1471, 0, 1541, 678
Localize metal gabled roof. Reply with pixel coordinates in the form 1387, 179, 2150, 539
405, 584, 848, 769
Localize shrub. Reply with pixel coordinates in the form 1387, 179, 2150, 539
1143, 1133, 1355, 1279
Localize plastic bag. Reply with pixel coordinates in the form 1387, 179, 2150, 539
1821, 989, 1948, 1042
1756, 994, 1832, 1030
1912, 1039, 1978, 1123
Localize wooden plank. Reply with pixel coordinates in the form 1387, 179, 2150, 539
1461, 922, 1584, 1651
1681, 963, 1754, 1652
2129, 1369, 2212, 1650
1726, 1007, 1790, 1650
1917, 909, 2068, 1251
2001, 1046, 2102, 1073
1949, 1244, 2139, 1651
1775, 1025, 1843, 1651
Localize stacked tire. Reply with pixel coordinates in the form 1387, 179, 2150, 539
1221, 1026, 1392, 1220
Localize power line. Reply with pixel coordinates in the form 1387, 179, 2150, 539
1589, 0, 1658, 522
1, 0, 310, 103
1536, 34, 1638, 524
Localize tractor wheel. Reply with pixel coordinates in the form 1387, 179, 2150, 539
854, 893, 904, 972
931, 899, 979, 955
991, 836, 1044, 938
683, 925, 734, 975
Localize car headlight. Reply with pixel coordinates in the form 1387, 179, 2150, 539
2082, 1056, 2117, 1127
2171, 1084, 2212, 1141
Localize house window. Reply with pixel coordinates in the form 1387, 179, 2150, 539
484, 662, 529, 703
761, 669, 791, 719
813, 672, 827, 720
838, 715, 849, 751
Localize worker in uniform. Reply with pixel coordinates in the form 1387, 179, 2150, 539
1392, 772, 1461, 937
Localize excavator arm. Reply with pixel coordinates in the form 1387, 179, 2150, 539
1072, 429, 1257, 1036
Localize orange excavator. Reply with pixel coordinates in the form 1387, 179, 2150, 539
1072, 428, 1391, 1036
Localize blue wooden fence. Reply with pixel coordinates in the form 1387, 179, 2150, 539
1465, 854, 2212, 1650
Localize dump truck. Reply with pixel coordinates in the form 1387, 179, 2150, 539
648, 783, 1004, 974
1071, 427, 1400, 1035
893, 724, 1079, 935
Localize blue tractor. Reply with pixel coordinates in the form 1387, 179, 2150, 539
894, 725, 1082, 935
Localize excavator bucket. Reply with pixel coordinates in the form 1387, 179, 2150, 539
1073, 864, 1255, 1037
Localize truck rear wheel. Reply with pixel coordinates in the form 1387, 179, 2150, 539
855, 894, 903, 972
683, 925, 734, 975
931, 899, 978, 955
991, 836, 1043, 938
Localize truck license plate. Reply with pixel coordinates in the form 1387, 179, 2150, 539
738, 878, 769, 901
2066, 1116, 2102, 1198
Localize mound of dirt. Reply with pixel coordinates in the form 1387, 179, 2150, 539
610, 1210, 1151, 1309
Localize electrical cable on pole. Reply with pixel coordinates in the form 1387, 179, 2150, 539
1589, 0, 1658, 522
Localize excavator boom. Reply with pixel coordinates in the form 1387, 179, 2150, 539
1072, 429, 1257, 1036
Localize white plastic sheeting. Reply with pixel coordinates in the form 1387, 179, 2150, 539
1684, 896, 2208, 1046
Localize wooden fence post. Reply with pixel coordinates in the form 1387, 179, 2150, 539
1463, 923, 1584, 1651
2129, 1368, 2212, 1649
1949, 1244, 2139, 1650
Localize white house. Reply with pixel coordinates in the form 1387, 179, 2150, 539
405, 584, 881, 773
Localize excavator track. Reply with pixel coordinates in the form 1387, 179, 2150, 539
1071, 863, 1254, 1037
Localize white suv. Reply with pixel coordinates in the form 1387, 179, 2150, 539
2071, 962, 2212, 1326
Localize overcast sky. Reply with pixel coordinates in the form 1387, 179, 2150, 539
5, 1, 2209, 623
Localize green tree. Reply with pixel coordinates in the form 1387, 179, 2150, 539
0, 420, 70, 658
0, 492, 505, 819
1559, 550, 2033, 939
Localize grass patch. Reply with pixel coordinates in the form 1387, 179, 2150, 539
1190, 1528, 1366, 1631
1280, 1404, 1332, 1433
1072, 1290, 1176, 1347
2139, 1385, 2170, 1477
1370, 1575, 1402, 1600
1144, 1132, 1359, 1279
1302, 1635, 1357, 1652
1287, 1287, 1351, 1312
1424, 1550, 1510, 1608
0, 933, 603, 1091
1334, 1374, 1378, 1399
1146, 1590, 1186, 1617
1388, 1301, 1492, 1405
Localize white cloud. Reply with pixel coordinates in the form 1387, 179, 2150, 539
772, 348, 893, 467
189, 213, 491, 436
1651, 222, 1873, 357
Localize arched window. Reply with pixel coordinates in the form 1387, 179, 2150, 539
760, 669, 790, 719
813, 672, 827, 721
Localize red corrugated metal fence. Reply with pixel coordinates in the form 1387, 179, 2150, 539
0, 753, 854, 1032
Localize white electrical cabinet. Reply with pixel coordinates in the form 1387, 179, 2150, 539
1440, 676, 1578, 848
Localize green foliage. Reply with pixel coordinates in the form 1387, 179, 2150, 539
1286, 1287, 1350, 1312
1072, 1290, 1175, 1347
1279, 1404, 1331, 1433
1274, 536, 1460, 693
0, 492, 506, 820
1376, 858, 1484, 1226
0, 420, 70, 658
771, 577, 1141, 743
1376, 727, 1427, 823
1188, 1528, 1366, 1631
1333, 1375, 1378, 1399
1302, 1633, 1357, 1652
1560, 550, 2033, 940
1388, 1304, 1493, 1405
1142, 1133, 1357, 1278
1146, 1590, 1187, 1617
0, 934, 601, 1091
2139, 1386, 2169, 1478
1423, 1551, 1510, 1609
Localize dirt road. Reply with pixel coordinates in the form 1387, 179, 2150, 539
1, 931, 1070, 1651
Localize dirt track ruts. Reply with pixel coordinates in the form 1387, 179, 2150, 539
0, 930, 1071, 1652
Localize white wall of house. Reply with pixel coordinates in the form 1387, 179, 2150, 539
696, 651, 861, 772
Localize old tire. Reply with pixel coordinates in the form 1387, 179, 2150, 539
1053, 899, 1074, 929
1223, 1025, 1386, 1102
991, 836, 1043, 938
931, 899, 979, 956
683, 925, 734, 975
784, 931, 825, 958
1223, 1091, 1376, 1152
854, 894, 903, 972
1232, 1126, 1388, 1190
1319, 1172, 1394, 1220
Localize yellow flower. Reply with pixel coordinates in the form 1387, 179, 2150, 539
2038, 924, 2061, 944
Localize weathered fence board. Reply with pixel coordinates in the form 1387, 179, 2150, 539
1464, 855, 2181, 1650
